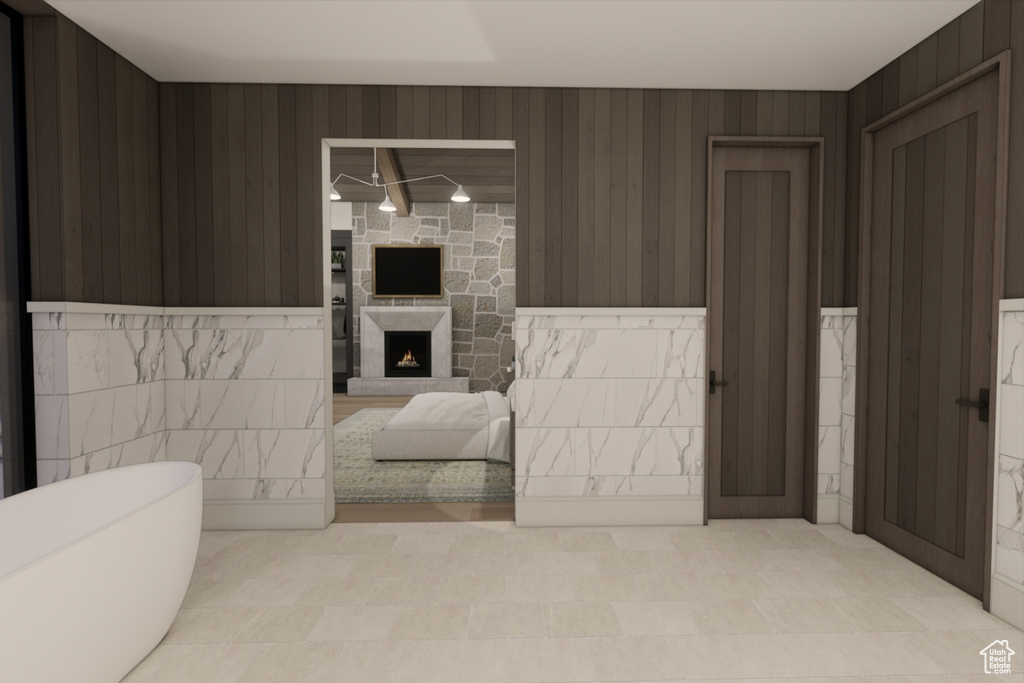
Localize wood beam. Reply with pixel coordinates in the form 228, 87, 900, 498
376, 148, 410, 217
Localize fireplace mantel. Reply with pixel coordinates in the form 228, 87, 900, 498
347, 306, 469, 396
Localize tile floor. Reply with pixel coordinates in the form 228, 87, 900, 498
124, 518, 1024, 682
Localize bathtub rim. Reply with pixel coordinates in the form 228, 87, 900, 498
0, 461, 202, 583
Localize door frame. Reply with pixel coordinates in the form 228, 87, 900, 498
704, 136, 825, 523
854, 52, 1011, 608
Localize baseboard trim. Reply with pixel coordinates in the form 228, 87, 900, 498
514, 496, 704, 527
990, 573, 1024, 630
817, 494, 840, 524
202, 499, 329, 530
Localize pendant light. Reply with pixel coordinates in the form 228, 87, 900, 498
378, 189, 397, 212
329, 185, 341, 201
450, 184, 470, 202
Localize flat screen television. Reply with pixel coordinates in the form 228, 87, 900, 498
372, 245, 444, 298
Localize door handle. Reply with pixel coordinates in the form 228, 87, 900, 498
709, 370, 729, 395
955, 388, 989, 423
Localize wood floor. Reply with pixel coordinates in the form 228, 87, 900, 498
332, 393, 515, 524
333, 393, 413, 423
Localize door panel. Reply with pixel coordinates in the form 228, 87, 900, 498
709, 146, 812, 519
864, 70, 998, 598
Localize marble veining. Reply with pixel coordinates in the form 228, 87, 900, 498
519, 329, 704, 380
996, 455, 1023, 534
1002, 311, 1023, 386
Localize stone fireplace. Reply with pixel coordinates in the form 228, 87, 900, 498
347, 306, 469, 395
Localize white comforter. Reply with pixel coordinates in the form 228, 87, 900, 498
380, 391, 511, 463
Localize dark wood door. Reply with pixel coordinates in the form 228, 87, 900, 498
862, 70, 1000, 599
708, 146, 813, 519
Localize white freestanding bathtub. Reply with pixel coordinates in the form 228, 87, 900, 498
0, 461, 203, 683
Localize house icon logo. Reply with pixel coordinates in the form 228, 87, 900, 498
980, 640, 1015, 675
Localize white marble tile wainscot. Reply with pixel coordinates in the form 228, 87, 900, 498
27, 302, 330, 532
991, 298, 1024, 630
514, 308, 706, 526
30, 303, 167, 487
819, 307, 857, 528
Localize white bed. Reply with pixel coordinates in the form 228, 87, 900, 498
372, 390, 511, 463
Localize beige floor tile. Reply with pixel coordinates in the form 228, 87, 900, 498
469, 603, 547, 638
593, 550, 671, 574
827, 569, 929, 597
753, 598, 855, 633
181, 579, 246, 608
747, 633, 864, 677
634, 573, 711, 601
121, 643, 261, 683
411, 552, 481, 575
217, 533, 314, 558
217, 553, 298, 580
767, 529, 841, 548
326, 640, 423, 683
389, 603, 471, 640
294, 577, 376, 606
767, 548, 848, 571
544, 602, 623, 637
449, 532, 506, 553
612, 531, 676, 550
237, 642, 343, 683
417, 639, 508, 683
163, 607, 254, 644
898, 569, 972, 597
665, 634, 773, 679
229, 606, 325, 643
817, 526, 884, 547
535, 550, 602, 574
827, 597, 929, 632
221, 578, 313, 607
656, 551, 723, 573
437, 575, 506, 603
283, 554, 357, 579
507, 637, 596, 683
375, 522, 438, 534
307, 605, 399, 641
588, 636, 685, 681
713, 529, 791, 549
665, 528, 736, 550
688, 600, 776, 635
476, 552, 537, 575
890, 596, 1013, 630
832, 632, 949, 676
697, 572, 778, 599
703, 549, 783, 572
570, 574, 644, 601
507, 575, 576, 602
826, 546, 918, 570
506, 531, 564, 553
197, 533, 240, 557
560, 531, 618, 552
334, 533, 398, 554
758, 570, 849, 598
346, 552, 418, 577
392, 533, 453, 553
191, 555, 242, 580
365, 576, 441, 605
612, 601, 701, 636
901, 630, 1002, 675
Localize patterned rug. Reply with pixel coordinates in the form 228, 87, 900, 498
334, 407, 514, 503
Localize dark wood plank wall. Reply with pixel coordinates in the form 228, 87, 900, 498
846, 0, 1023, 303
156, 84, 848, 307
23, 15, 162, 305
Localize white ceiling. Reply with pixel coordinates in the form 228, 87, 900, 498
48, 0, 978, 91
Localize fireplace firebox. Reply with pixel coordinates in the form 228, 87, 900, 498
384, 331, 431, 378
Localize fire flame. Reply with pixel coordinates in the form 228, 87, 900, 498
396, 349, 420, 368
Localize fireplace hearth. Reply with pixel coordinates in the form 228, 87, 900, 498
384, 331, 431, 378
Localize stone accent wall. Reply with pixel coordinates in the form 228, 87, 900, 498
351, 202, 515, 393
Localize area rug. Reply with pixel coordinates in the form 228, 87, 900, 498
334, 407, 514, 503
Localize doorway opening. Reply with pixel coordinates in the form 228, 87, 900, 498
322, 139, 516, 520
